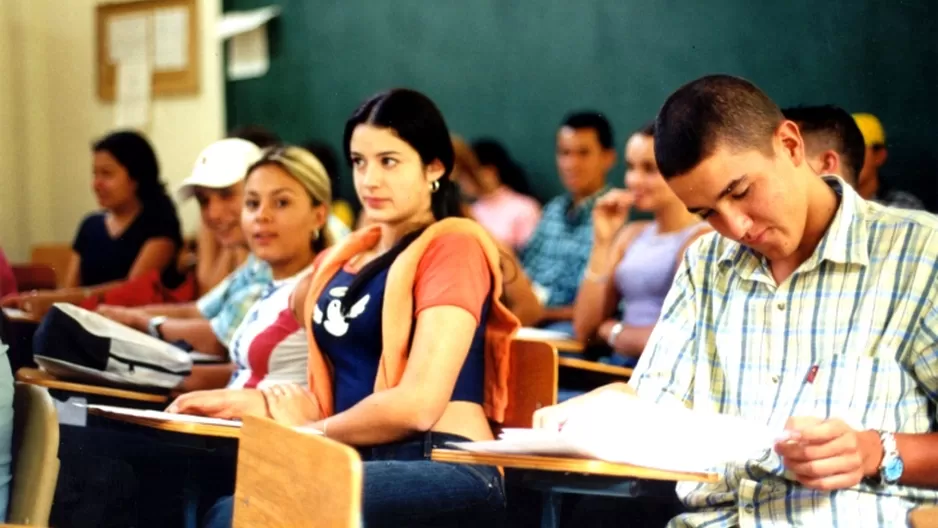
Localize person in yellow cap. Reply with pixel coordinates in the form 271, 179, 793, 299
853, 113, 924, 209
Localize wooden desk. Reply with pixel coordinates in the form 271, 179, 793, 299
433, 449, 715, 528
432, 449, 714, 482
558, 357, 633, 379
515, 330, 584, 353
86, 406, 240, 439
16, 367, 168, 404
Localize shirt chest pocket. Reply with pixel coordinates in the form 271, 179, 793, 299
807, 352, 916, 431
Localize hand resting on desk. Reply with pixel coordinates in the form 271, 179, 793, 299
532, 381, 636, 432
167, 388, 267, 419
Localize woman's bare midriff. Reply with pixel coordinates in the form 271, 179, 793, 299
431, 401, 495, 442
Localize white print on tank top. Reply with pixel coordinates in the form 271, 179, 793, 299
313, 286, 371, 337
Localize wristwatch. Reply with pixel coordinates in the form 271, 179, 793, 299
147, 316, 168, 339
606, 322, 624, 348
872, 430, 904, 485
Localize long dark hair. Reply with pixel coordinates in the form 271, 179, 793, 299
92, 130, 177, 217
340, 88, 462, 313
471, 138, 538, 202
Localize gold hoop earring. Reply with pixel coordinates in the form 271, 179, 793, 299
429, 180, 440, 193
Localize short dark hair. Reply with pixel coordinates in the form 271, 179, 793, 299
561, 111, 615, 150
227, 124, 281, 149
654, 75, 783, 179
782, 105, 866, 185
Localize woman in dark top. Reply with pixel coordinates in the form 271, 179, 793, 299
172, 90, 516, 527
1, 131, 182, 309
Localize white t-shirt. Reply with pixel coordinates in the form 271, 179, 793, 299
227, 265, 312, 389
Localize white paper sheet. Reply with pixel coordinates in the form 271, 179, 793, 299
450, 392, 786, 474
87, 404, 243, 428
227, 26, 269, 80
153, 7, 188, 71
108, 13, 151, 64
115, 59, 152, 129
1, 307, 30, 320
217, 5, 281, 40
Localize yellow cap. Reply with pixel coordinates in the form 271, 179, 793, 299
852, 113, 886, 147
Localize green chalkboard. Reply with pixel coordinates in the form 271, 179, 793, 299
224, 0, 937, 210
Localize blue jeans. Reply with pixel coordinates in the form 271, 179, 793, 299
204, 431, 506, 528
0, 341, 13, 521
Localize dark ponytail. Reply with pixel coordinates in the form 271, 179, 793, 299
339, 88, 460, 313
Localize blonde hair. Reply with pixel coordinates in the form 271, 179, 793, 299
247, 145, 334, 250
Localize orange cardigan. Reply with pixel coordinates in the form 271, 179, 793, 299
302, 217, 520, 422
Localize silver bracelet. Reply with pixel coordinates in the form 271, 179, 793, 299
584, 267, 608, 283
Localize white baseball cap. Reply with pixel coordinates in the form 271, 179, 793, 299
176, 138, 263, 201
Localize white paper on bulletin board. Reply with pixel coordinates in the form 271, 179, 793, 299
227, 26, 269, 80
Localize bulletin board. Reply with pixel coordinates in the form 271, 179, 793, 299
96, 0, 199, 101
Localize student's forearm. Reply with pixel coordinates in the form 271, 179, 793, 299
159, 319, 226, 357
888, 433, 938, 488
139, 302, 200, 319
542, 305, 575, 322
309, 388, 433, 446
611, 325, 655, 357
572, 248, 613, 341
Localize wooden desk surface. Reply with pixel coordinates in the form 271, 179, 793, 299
558, 357, 633, 378
515, 330, 584, 353
87, 406, 241, 439
431, 449, 716, 483
16, 367, 169, 403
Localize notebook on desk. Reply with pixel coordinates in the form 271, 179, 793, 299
448, 392, 787, 474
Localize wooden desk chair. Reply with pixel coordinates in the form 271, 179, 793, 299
16, 367, 168, 404
8, 383, 59, 527
558, 356, 633, 379
233, 417, 362, 528
503, 339, 558, 429
10, 265, 57, 292
909, 506, 938, 528
29, 245, 72, 288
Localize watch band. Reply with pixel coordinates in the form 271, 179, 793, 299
606, 322, 624, 348
877, 430, 903, 485
148, 316, 168, 339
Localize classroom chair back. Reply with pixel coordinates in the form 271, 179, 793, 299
8, 383, 59, 526
234, 416, 363, 528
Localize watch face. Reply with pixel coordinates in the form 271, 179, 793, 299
884, 457, 904, 483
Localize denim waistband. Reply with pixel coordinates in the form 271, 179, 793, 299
361, 431, 472, 462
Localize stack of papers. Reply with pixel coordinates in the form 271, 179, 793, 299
450, 392, 785, 473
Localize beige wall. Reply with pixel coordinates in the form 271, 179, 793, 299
0, 0, 224, 262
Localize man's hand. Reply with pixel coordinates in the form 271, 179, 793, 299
775, 417, 883, 491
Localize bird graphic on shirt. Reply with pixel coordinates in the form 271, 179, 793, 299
315, 293, 370, 337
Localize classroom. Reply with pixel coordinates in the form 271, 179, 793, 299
0, 0, 936, 526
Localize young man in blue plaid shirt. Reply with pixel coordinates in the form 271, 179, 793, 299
521, 112, 615, 333
536, 75, 938, 526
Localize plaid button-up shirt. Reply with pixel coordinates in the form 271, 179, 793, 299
631, 178, 938, 527
520, 187, 608, 307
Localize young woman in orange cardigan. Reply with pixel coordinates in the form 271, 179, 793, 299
170, 89, 520, 527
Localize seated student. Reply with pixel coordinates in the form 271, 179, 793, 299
1, 131, 183, 308
535, 75, 938, 527
452, 135, 544, 326
782, 105, 866, 189
176, 138, 264, 296
171, 89, 519, 528
521, 112, 616, 334
852, 113, 925, 209
453, 137, 541, 250
302, 139, 355, 239
99, 146, 333, 388
572, 122, 708, 366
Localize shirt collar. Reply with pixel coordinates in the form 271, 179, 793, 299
718, 176, 870, 274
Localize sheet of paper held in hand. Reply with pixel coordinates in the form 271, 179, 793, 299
449, 391, 788, 474
84, 404, 323, 435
